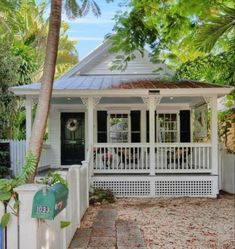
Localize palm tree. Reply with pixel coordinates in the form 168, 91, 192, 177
27, 0, 101, 182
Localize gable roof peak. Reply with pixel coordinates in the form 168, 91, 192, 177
59, 38, 174, 79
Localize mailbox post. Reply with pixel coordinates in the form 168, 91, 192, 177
31, 183, 68, 220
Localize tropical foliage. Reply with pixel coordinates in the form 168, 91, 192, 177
0, 45, 21, 139
176, 50, 235, 86
0, 0, 78, 80
0, 0, 79, 140
109, 0, 235, 90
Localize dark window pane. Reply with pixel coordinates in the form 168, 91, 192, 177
131, 111, 140, 131
97, 111, 107, 142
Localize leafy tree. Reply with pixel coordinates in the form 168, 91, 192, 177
109, 0, 235, 75
0, 0, 79, 81
176, 50, 235, 85
0, 45, 20, 139
194, 4, 235, 52
0, 0, 80, 140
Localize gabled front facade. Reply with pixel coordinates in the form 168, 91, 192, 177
12, 40, 233, 198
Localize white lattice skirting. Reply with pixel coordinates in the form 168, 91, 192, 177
92, 175, 218, 198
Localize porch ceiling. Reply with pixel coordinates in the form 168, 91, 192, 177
50, 96, 204, 105
160, 96, 204, 105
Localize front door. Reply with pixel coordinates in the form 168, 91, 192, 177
61, 113, 85, 165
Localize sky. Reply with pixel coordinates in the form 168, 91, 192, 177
64, 1, 128, 59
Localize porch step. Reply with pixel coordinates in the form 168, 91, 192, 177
68, 208, 146, 249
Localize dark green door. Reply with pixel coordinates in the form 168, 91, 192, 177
61, 113, 85, 165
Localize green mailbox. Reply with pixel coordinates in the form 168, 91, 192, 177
31, 183, 68, 220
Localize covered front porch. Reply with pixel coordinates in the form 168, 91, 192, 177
21, 83, 229, 197
24, 89, 220, 176
18, 80, 230, 198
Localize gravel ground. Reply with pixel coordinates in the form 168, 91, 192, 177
81, 193, 235, 249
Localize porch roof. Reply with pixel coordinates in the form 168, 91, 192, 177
11, 75, 232, 97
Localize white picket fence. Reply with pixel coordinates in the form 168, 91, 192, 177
0, 140, 26, 176
0, 164, 89, 249
0, 140, 51, 176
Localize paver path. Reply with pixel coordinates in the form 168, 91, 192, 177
68, 208, 147, 249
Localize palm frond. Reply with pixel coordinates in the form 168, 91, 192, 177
194, 5, 235, 52
64, 0, 101, 19
64, 0, 82, 19
81, 0, 90, 16
90, 1, 101, 17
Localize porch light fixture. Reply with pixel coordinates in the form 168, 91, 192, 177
170, 97, 174, 100
67, 98, 71, 101
148, 90, 160, 95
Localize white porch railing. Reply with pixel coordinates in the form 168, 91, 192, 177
155, 143, 212, 173
93, 143, 150, 173
93, 143, 212, 174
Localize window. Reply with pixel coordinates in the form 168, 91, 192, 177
109, 113, 129, 143
157, 113, 178, 142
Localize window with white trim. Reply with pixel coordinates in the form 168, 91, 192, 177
108, 113, 129, 143
157, 113, 178, 142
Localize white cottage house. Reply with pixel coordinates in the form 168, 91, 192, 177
11, 39, 232, 198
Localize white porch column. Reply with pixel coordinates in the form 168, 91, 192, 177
82, 97, 100, 177
25, 97, 33, 150
87, 97, 94, 150
149, 96, 156, 175
210, 96, 218, 175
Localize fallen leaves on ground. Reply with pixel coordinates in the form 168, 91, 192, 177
80, 193, 235, 249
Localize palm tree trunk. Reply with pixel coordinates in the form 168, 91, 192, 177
27, 0, 62, 183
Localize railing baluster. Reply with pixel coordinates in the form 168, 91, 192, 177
203, 147, 205, 170
207, 146, 209, 169
185, 147, 188, 170
190, 146, 192, 170
199, 147, 201, 169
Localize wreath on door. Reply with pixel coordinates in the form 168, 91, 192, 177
66, 119, 79, 132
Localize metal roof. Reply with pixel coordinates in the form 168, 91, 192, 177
11, 74, 158, 90
12, 75, 226, 91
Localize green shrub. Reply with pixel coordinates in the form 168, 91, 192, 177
89, 188, 115, 205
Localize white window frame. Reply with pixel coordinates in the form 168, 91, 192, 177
107, 111, 131, 143
156, 111, 180, 143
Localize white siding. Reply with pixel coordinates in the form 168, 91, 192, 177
48, 108, 61, 168
82, 51, 171, 76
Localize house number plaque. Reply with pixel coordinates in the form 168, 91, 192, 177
36, 205, 50, 214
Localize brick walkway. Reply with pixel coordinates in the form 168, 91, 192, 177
68, 209, 147, 249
